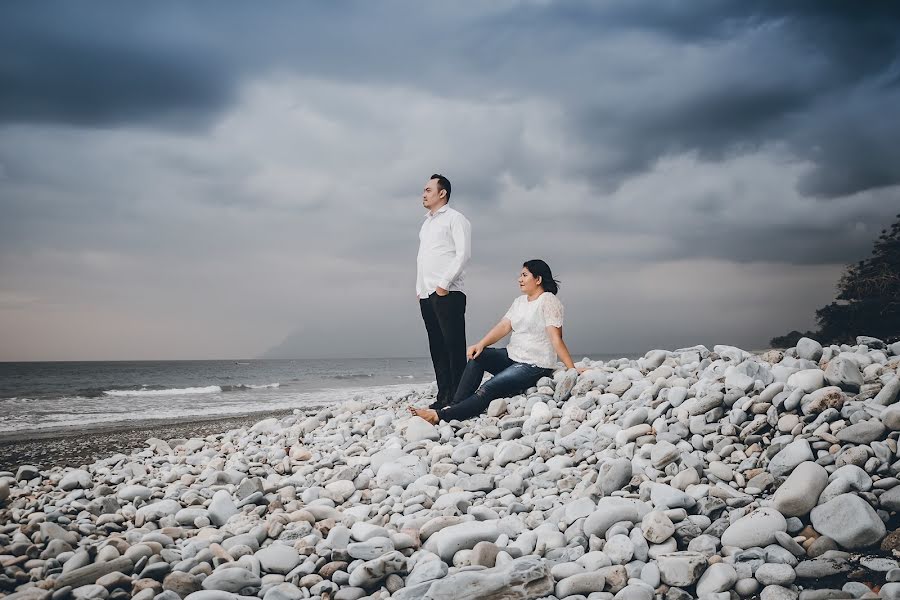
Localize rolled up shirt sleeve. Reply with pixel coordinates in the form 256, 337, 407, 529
436, 213, 471, 290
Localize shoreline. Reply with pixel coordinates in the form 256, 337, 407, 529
0, 408, 307, 472
0, 380, 435, 473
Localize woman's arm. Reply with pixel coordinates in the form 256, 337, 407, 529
469, 319, 513, 358
547, 326, 585, 372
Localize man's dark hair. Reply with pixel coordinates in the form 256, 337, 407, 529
430, 173, 451, 201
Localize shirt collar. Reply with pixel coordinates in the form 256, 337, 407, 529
424, 204, 450, 219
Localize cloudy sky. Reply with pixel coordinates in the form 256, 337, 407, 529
1, 1, 899, 361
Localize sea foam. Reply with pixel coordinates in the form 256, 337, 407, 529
103, 385, 222, 397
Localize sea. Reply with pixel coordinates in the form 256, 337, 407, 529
0, 358, 437, 438
0, 354, 634, 439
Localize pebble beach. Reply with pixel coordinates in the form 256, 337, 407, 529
3, 337, 900, 600
0, 411, 299, 474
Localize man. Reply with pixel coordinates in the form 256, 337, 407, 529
416, 173, 472, 409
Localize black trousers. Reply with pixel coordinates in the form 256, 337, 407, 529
420, 291, 467, 406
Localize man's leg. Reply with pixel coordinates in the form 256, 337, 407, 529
420, 297, 452, 406
432, 291, 467, 401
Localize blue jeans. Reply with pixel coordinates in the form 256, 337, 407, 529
436, 348, 552, 422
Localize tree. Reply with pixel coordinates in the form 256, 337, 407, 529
816, 212, 900, 343
770, 213, 900, 346
769, 330, 817, 349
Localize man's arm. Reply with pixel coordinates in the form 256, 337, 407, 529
415, 259, 424, 299
415, 224, 426, 298
436, 214, 471, 292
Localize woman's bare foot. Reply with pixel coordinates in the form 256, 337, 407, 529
408, 407, 439, 425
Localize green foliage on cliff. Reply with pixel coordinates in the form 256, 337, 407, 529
771, 213, 900, 347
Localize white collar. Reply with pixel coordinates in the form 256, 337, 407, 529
424, 204, 450, 218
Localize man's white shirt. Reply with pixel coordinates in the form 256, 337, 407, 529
416, 204, 472, 298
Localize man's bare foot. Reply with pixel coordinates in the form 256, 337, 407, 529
408, 407, 439, 425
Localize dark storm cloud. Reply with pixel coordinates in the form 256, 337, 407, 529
550, 1, 900, 198
4, 1, 899, 199
0, 1, 443, 127
0, 4, 236, 127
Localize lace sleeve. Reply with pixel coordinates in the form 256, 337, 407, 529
542, 294, 564, 328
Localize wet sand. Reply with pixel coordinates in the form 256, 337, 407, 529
0, 409, 309, 472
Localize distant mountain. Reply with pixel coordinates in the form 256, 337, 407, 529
261, 323, 422, 359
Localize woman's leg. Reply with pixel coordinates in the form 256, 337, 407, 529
451, 347, 514, 403
438, 362, 548, 422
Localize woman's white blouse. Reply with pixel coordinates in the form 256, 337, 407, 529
503, 292, 564, 369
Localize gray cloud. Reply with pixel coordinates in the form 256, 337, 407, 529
1, 2, 899, 360
4, 2, 899, 199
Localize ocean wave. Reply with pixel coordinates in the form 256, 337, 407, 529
0, 397, 31, 403
330, 373, 375, 380
221, 383, 281, 391
395, 375, 415, 379
102, 383, 282, 397
1, 381, 435, 436
103, 385, 222, 397
75, 387, 114, 398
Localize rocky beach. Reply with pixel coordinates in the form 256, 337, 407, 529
3, 337, 900, 600
0, 411, 301, 474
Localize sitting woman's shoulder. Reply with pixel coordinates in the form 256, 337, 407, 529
542, 291, 562, 305
541, 292, 564, 326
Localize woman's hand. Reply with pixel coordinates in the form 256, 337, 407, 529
575, 367, 589, 375
467, 344, 484, 359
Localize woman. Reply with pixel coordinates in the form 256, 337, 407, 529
410, 259, 583, 424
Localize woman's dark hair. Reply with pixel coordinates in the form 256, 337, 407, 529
523, 259, 560, 294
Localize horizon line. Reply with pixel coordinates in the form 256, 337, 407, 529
0, 350, 645, 364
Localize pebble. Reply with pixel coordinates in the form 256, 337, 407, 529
695, 563, 737, 595
255, 545, 301, 575
768, 439, 814, 477
404, 416, 439, 442
598, 458, 633, 495
810, 494, 887, 550
836, 419, 885, 444
347, 551, 406, 588
795, 557, 851, 578
207, 490, 238, 527
0, 337, 897, 600
604, 535, 634, 565
656, 551, 707, 586
773, 461, 828, 517
883, 583, 900, 600
756, 563, 797, 586
797, 338, 824, 362
824, 357, 864, 392
641, 511, 675, 544
720, 508, 787, 549
55, 558, 134, 590
761, 585, 800, 600
201, 569, 261, 594
556, 572, 607, 597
